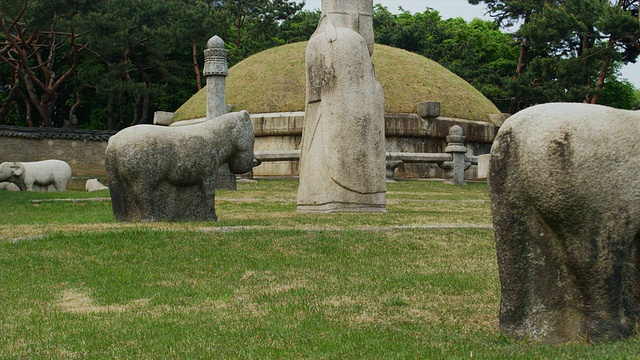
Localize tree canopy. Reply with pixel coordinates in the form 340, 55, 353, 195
0, 0, 304, 129
468, 0, 639, 112
1, 0, 638, 130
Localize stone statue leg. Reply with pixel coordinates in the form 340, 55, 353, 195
493, 189, 582, 342
561, 222, 640, 342
201, 176, 218, 221
491, 130, 640, 343
490, 131, 582, 343
106, 164, 132, 222
131, 182, 156, 222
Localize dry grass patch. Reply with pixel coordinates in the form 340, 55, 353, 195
56, 288, 150, 314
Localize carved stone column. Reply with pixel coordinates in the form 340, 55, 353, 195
204, 35, 236, 190
204, 35, 228, 119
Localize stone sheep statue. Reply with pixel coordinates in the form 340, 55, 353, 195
488, 103, 640, 344
0, 182, 20, 191
105, 111, 255, 222
0, 160, 72, 191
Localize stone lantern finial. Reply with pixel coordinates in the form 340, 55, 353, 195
204, 35, 228, 78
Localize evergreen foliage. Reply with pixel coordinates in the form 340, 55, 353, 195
1, 0, 638, 129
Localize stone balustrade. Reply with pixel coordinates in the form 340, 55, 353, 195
253, 125, 478, 185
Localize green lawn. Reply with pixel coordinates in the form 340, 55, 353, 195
0, 179, 638, 359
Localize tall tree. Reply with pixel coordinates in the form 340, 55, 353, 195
470, 0, 640, 111
374, 6, 519, 112
212, 0, 304, 64
279, 9, 321, 44
0, 0, 90, 127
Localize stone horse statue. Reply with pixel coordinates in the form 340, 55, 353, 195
105, 111, 255, 222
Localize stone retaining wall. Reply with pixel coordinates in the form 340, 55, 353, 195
0, 126, 115, 177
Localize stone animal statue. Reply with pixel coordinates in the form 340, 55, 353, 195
105, 111, 255, 222
0, 160, 72, 191
85, 178, 109, 192
0, 182, 20, 191
488, 103, 640, 344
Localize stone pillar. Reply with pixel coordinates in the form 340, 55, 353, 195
204, 35, 228, 119
204, 35, 236, 190
476, 154, 491, 180
441, 125, 471, 185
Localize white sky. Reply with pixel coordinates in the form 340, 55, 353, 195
299, 0, 640, 88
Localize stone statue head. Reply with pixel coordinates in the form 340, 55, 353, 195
321, 0, 374, 55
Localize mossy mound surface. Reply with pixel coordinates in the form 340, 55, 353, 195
174, 42, 500, 123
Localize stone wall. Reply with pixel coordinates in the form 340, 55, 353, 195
0, 126, 115, 177
0, 112, 497, 180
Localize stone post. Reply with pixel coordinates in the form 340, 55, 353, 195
440, 125, 471, 185
386, 160, 403, 182
204, 35, 228, 119
204, 35, 236, 190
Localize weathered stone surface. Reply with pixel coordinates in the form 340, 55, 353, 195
297, 0, 386, 213
385, 160, 403, 182
0, 160, 72, 191
204, 35, 236, 191
476, 154, 490, 179
85, 178, 109, 192
487, 113, 510, 127
488, 103, 640, 343
440, 125, 470, 186
417, 101, 441, 119
153, 111, 175, 126
204, 35, 229, 120
105, 111, 255, 222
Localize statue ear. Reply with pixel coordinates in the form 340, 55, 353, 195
12, 164, 23, 177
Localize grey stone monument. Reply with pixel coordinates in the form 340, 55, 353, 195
297, 0, 386, 213
488, 102, 640, 343
105, 111, 255, 222
204, 35, 237, 190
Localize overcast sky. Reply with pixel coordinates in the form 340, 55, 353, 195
299, 0, 640, 88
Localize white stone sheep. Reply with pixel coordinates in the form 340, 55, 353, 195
0, 182, 20, 191
488, 103, 640, 343
0, 160, 72, 192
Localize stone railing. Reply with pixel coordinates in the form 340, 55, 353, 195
253, 125, 479, 185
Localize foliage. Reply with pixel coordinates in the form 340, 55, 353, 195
212, 0, 305, 65
0, 0, 91, 127
0, 0, 305, 129
469, 0, 640, 112
1, 1, 638, 129
1, 180, 640, 358
278, 10, 321, 44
